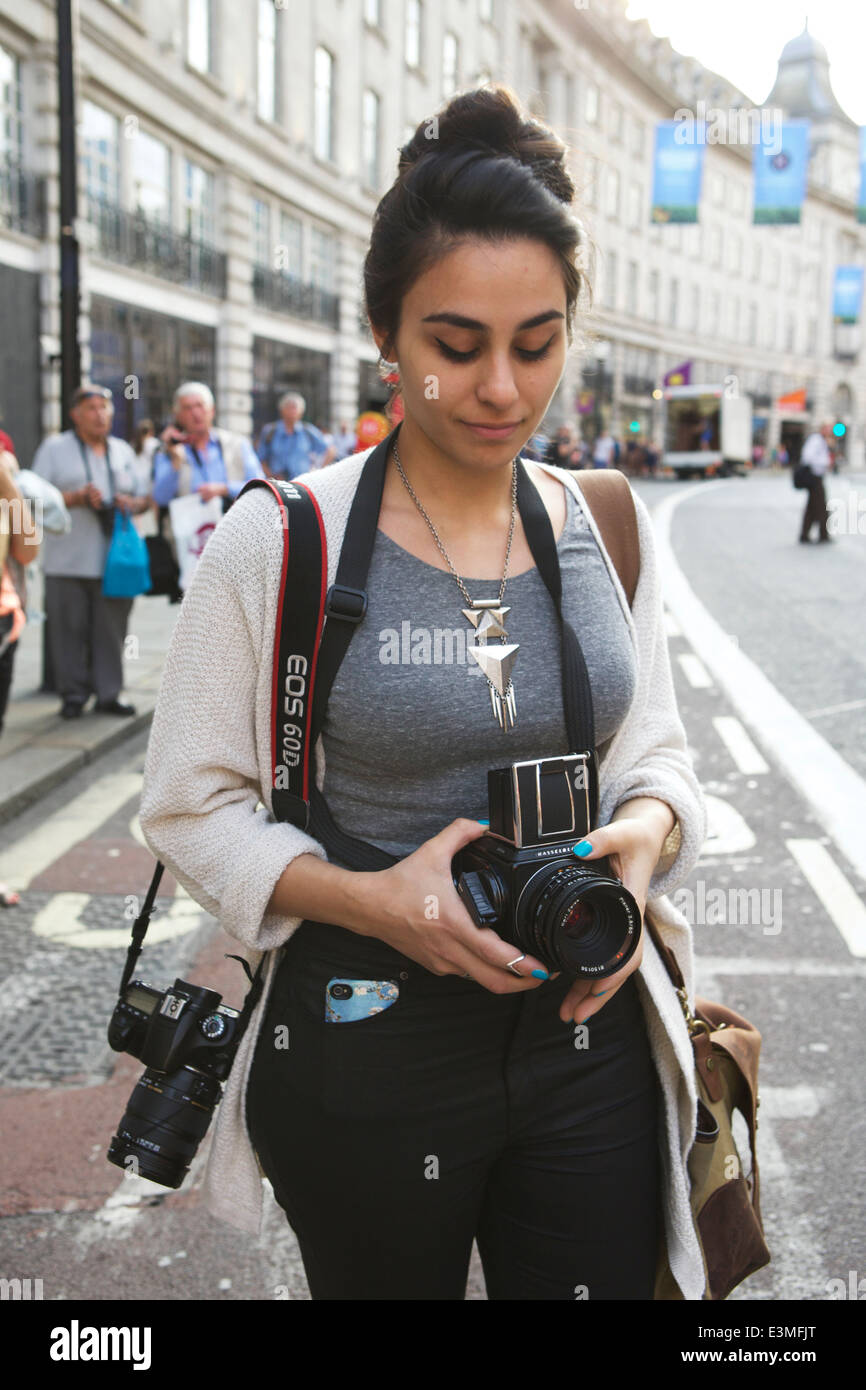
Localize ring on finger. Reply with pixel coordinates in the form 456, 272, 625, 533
505, 954, 526, 977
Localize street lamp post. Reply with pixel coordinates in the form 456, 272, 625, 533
57, 0, 81, 430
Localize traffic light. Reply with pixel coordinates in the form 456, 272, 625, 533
833, 422, 847, 438
629, 420, 641, 433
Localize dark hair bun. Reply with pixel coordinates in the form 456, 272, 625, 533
366, 84, 585, 360
398, 85, 575, 207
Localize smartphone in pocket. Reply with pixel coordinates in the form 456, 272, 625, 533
325, 978, 399, 1023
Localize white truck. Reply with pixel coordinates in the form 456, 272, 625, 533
661, 384, 753, 478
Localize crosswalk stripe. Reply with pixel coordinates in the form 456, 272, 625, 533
677, 653, 713, 688
0, 773, 142, 890
712, 716, 770, 775
785, 839, 866, 958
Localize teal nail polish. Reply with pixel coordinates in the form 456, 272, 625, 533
532, 968, 549, 980
573, 840, 593, 857
477, 818, 489, 826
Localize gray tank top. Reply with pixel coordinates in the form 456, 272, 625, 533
320, 480, 637, 859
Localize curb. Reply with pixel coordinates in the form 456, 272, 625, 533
0, 704, 155, 829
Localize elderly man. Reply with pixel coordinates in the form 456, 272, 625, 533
257, 392, 336, 480
798, 421, 833, 544
151, 382, 264, 510
31, 384, 149, 719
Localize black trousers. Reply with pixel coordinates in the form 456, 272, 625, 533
246, 920, 661, 1301
43, 575, 133, 705
800, 475, 829, 540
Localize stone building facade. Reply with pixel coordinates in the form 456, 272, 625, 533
0, 0, 863, 462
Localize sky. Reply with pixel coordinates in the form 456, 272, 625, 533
625, 0, 866, 125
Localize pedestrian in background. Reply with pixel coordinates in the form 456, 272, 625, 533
545, 424, 582, 470
31, 385, 149, 719
130, 418, 158, 538
592, 429, 616, 468
256, 392, 336, 480
798, 421, 833, 544
332, 419, 358, 460
0, 442, 40, 737
152, 382, 263, 512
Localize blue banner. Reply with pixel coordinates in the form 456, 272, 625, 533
858, 127, 866, 224
833, 267, 865, 324
752, 119, 810, 224
651, 121, 705, 224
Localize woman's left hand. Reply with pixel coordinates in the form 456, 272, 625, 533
558, 801, 674, 1026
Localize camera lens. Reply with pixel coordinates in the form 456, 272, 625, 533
107, 1065, 221, 1189
520, 863, 641, 978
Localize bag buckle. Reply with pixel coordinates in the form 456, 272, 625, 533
326, 584, 368, 624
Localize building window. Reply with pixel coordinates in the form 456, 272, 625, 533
279, 211, 303, 279
603, 250, 617, 310
626, 260, 639, 315
787, 257, 799, 293
786, 315, 796, 353
406, 0, 422, 69
584, 154, 598, 208
604, 166, 620, 220
726, 233, 742, 274
669, 278, 679, 328
0, 45, 22, 170
364, 0, 382, 24
257, 0, 277, 122
731, 182, 745, 215
182, 160, 214, 243
132, 130, 171, 224
253, 197, 270, 268
442, 32, 459, 97
609, 100, 624, 142
479, 0, 494, 21
729, 298, 740, 341
766, 250, 779, 287
314, 46, 334, 161
585, 82, 599, 124
708, 290, 720, 335
627, 180, 642, 229
310, 224, 337, 294
81, 101, 120, 205
751, 242, 761, 281
748, 302, 757, 343
362, 89, 380, 189
187, 0, 211, 74
648, 268, 659, 322
632, 116, 645, 156
709, 225, 721, 267
690, 284, 700, 331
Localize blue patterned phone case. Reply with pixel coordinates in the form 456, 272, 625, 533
325, 978, 400, 1023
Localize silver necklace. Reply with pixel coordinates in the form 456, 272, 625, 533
392, 440, 519, 730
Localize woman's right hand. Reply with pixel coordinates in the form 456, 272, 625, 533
351, 817, 551, 993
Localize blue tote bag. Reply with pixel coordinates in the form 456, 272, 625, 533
103, 509, 152, 599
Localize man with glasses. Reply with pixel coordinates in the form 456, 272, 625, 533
31, 385, 148, 719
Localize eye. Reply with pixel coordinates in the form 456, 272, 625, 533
435, 339, 479, 363
516, 335, 556, 362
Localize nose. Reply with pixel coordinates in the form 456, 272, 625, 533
475, 350, 521, 412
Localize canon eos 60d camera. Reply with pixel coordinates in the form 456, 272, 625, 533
452, 753, 642, 979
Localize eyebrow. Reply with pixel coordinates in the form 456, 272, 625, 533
421, 310, 565, 332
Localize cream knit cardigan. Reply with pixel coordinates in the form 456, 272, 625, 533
138, 449, 708, 1299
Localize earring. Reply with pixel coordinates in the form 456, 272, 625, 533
378, 354, 400, 386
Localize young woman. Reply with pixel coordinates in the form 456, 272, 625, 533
140, 85, 707, 1300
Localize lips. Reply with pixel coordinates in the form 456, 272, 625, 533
462, 420, 523, 438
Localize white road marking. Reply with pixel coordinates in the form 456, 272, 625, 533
677, 653, 713, 688
695, 956, 866, 979
712, 716, 770, 775
785, 840, 866, 958
654, 486, 866, 884
31, 889, 204, 949
700, 794, 757, 855
804, 697, 866, 719
0, 773, 142, 890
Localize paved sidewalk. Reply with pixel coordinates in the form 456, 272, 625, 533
0, 565, 180, 826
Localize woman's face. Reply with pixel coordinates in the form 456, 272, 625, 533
378, 237, 569, 466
